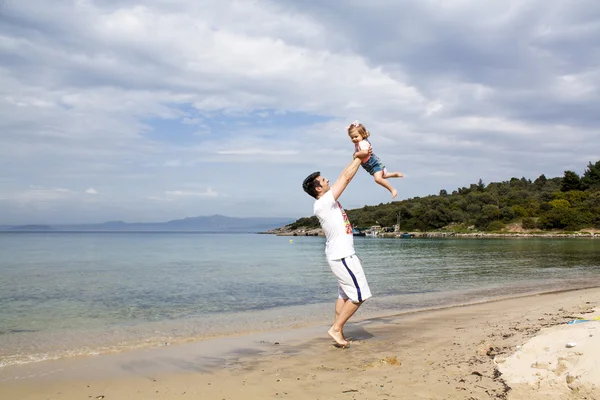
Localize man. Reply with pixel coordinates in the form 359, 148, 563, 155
302, 147, 372, 347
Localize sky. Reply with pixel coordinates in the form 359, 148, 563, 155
1, 0, 599, 225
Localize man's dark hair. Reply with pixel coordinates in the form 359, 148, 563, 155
302, 171, 321, 199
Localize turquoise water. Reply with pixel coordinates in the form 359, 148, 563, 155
1, 232, 599, 367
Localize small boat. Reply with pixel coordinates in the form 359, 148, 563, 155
364, 225, 381, 237
352, 228, 366, 237
398, 232, 414, 238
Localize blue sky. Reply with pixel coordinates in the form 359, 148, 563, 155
1, 0, 599, 224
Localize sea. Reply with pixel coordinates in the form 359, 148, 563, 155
1, 232, 599, 368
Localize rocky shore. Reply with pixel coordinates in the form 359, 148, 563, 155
262, 226, 599, 239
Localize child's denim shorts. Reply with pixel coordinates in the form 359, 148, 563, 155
361, 154, 386, 176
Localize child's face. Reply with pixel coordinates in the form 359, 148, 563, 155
349, 131, 362, 144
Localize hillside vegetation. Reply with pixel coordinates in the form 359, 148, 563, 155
289, 161, 600, 233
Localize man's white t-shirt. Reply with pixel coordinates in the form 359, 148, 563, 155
314, 190, 355, 260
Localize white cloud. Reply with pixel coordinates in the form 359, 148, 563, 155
7, 187, 72, 203
217, 148, 299, 156
181, 118, 202, 125
165, 188, 218, 198
0, 0, 599, 224
163, 160, 182, 167
85, 188, 98, 195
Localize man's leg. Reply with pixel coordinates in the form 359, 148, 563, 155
328, 299, 363, 346
334, 298, 345, 338
335, 297, 344, 319
327, 255, 371, 347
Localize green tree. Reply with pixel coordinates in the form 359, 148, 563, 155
288, 216, 319, 229
538, 208, 570, 229
561, 170, 581, 192
524, 200, 539, 217
286, 160, 600, 233
549, 199, 571, 209
584, 192, 600, 208
534, 174, 547, 189
486, 221, 505, 231
482, 204, 500, 220
423, 209, 447, 229
449, 210, 467, 223
522, 217, 536, 229
500, 206, 516, 222
581, 161, 600, 189
539, 208, 590, 231
511, 205, 527, 217
566, 190, 587, 205
480, 193, 497, 205
476, 179, 485, 192
466, 203, 481, 214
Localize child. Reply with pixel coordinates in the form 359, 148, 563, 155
347, 121, 403, 198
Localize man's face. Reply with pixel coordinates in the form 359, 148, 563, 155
316, 175, 330, 196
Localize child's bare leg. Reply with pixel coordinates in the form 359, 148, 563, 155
383, 171, 403, 179
374, 171, 398, 198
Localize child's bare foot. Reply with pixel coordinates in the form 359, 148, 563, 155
328, 327, 348, 347
391, 189, 398, 199
384, 172, 403, 178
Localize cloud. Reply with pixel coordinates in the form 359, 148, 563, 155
1, 187, 72, 203
181, 118, 202, 125
85, 188, 98, 195
217, 149, 299, 156
0, 0, 599, 224
163, 160, 183, 167
165, 188, 219, 198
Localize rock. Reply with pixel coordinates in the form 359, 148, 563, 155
566, 374, 581, 391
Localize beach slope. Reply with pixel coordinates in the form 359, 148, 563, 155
2, 288, 600, 400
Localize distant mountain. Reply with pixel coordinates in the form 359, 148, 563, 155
1, 215, 295, 233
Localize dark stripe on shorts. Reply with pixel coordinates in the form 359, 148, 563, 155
341, 257, 362, 302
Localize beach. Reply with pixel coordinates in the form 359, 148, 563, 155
2, 287, 599, 400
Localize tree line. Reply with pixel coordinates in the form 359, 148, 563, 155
289, 160, 600, 232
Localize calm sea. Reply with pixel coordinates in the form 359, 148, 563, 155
1, 232, 599, 367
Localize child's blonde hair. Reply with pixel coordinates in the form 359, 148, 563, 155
347, 121, 370, 139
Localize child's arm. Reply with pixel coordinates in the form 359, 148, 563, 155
353, 146, 371, 159
353, 140, 371, 161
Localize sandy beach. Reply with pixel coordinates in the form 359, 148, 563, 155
2, 287, 599, 400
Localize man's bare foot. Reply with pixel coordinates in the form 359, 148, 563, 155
391, 189, 398, 199
328, 327, 348, 347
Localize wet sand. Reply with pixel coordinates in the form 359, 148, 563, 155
2, 287, 600, 400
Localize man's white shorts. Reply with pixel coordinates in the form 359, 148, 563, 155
327, 254, 372, 303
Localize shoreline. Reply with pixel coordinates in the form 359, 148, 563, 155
2, 287, 600, 399
3, 280, 599, 370
264, 227, 600, 238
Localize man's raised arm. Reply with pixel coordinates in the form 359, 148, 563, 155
330, 148, 371, 201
